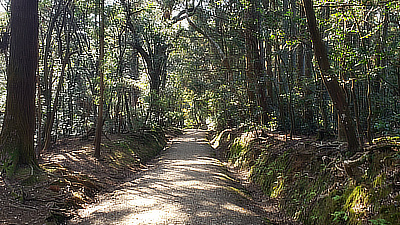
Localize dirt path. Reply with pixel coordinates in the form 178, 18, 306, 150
69, 129, 271, 224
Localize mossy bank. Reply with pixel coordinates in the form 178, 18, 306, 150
210, 127, 400, 225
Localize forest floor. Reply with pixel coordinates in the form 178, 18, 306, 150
0, 129, 296, 225
68, 129, 295, 224
0, 130, 166, 225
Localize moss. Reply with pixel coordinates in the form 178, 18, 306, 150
214, 129, 400, 225
228, 139, 248, 167
270, 175, 285, 198
211, 129, 232, 149
378, 205, 400, 224
124, 131, 166, 162
250, 149, 291, 197
344, 186, 369, 224
373, 174, 386, 188
227, 132, 256, 168
373, 136, 400, 145
290, 171, 340, 224
21, 175, 39, 186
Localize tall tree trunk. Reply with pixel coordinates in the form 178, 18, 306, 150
41, 0, 69, 151
244, 0, 269, 124
124, 91, 133, 130
265, 41, 274, 103
304, 42, 314, 127
351, 79, 363, 147
0, 0, 39, 173
116, 93, 122, 133
94, 0, 105, 158
366, 72, 373, 145
94, 0, 104, 158
42, 13, 71, 152
302, 0, 360, 153
36, 72, 42, 158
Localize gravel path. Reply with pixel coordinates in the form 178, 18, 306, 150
70, 129, 269, 225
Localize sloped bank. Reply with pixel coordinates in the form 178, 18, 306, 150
0, 128, 169, 225
210, 128, 400, 225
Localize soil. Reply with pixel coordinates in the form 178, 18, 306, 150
0, 133, 151, 225
69, 129, 294, 224
0, 129, 296, 224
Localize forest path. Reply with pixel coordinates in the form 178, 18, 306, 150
69, 129, 270, 224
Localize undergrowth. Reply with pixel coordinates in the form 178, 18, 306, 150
211, 127, 400, 225
1, 129, 168, 225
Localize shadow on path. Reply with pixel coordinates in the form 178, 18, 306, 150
69, 129, 269, 225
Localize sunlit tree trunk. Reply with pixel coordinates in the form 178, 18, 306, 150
0, 0, 39, 173
124, 91, 133, 130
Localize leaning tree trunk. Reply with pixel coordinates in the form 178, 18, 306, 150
0, 0, 39, 173
302, 0, 360, 154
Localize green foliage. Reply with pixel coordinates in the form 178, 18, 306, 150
213, 126, 400, 225
106, 129, 166, 165
228, 134, 253, 168
369, 219, 391, 225
250, 148, 291, 197
331, 210, 349, 223
0, 143, 24, 177
1, 156, 17, 177
3, 0, 400, 220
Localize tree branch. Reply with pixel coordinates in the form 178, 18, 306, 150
171, 0, 204, 23
127, 41, 152, 72
314, 0, 399, 7
186, 17, 226, 63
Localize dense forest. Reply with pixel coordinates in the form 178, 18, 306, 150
0, 0, 399, 224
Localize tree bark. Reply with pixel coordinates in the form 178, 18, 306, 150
302, 0, 360, 153
41, 0, 70, 151
123, 91, 133, 130
0, 0, 39, 173
244, 0, 269, 124
42, 12, 74, 153
94, 0, 105, 158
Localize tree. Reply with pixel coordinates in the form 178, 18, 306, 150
121, 0, 171, 126
243, 0, 269, 124
0, 0, 39, 173
94, 0, 105, 158
42, 5, 75, 153
39, 0, 70, 154
302, 0, 359, 153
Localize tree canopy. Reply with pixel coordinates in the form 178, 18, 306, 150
0, 0, 399, 170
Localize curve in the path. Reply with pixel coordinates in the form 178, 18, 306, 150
70, 129, 268, 225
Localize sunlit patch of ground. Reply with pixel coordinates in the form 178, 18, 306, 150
70, 129, 268, 225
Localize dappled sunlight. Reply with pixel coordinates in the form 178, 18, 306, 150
123, 209, 170, 224
72, 130, 267, 224
213, 172, 237, 182
126, 197, 157, 207
221, 202, 252, 214
266, 132, 303, 142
